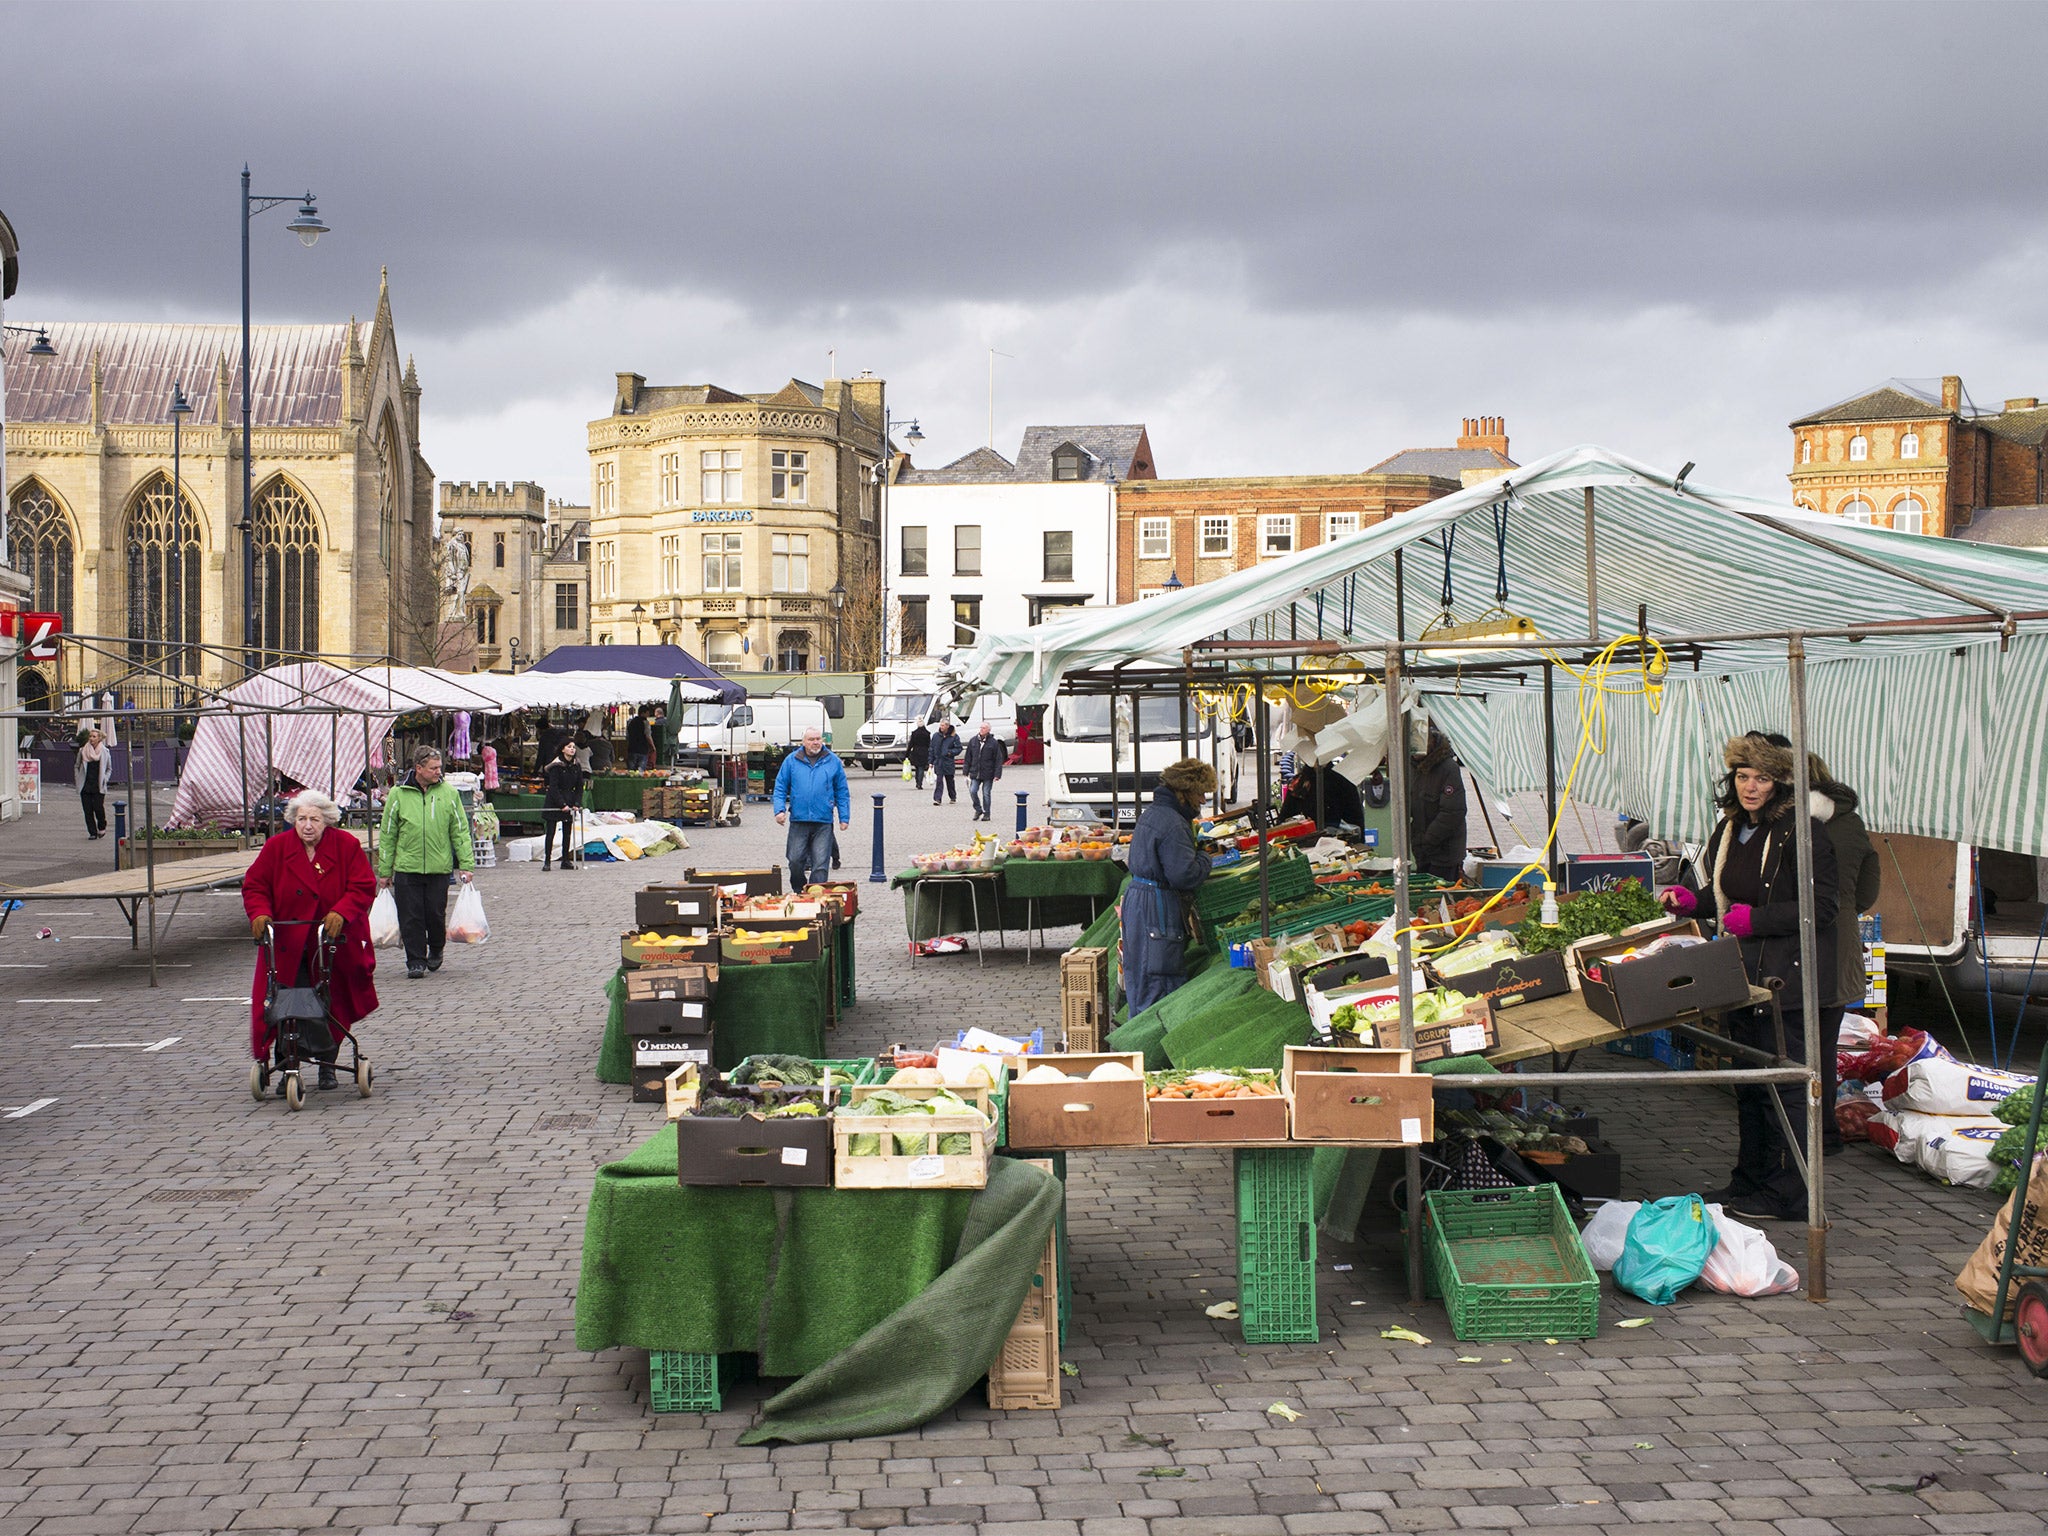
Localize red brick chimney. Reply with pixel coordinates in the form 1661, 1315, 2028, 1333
1457, 415, 1510, 458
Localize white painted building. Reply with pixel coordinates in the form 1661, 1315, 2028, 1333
885, 424, 1154, 656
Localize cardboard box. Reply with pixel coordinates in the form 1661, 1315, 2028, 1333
621, 930, 719, 968
631, 1036, 712, 1102
1426, 948, 1569, 1010
686, 865, 782, 897
624, 964, 719, 1002
1574, 920, 1751, 1030
720, 926, 825, 965
1523, 1135, 1622, 1200
1283, 1045, 1433, 1144
1298, 951, 1392, 1005
676, 1111, 834, 1187
1408, 997, 1500, 1065
987, 1162, 1061, 1410
1005, 1053, 1148, 1149
1147, 1089, 1289, 1143
635, 884, 723, 928
621, 995, 712, 1035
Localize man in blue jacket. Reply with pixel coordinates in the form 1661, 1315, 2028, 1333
772, 725, 852, 889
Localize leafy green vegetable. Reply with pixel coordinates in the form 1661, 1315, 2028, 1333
1510, 879, 1664, 954
731, 1054, 820, 1087
839, 1091, 987, 1155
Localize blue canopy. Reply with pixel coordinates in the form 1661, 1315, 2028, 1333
527, 645, 746, 704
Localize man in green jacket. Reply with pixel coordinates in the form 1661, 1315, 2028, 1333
376, 746, 476, 979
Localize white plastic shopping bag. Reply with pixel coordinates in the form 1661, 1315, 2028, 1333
1698, 1206, 1802, 1296
368, 889, 400, 949
1579, 1200, 1640, 1271
447, 884, 490, 945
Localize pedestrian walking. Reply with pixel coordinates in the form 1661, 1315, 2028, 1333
773, 725, 851, 889
928, 719, 961, 805
374, 746, 477, 980
73, 726, 109, 839
907, 722, 931, 789
541, 737, 587, 872
244, 789, 378, 1091
963, 720, 1005, 822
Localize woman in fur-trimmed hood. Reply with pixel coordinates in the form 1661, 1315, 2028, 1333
1660, 731, 1838, 1221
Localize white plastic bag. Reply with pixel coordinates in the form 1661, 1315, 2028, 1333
1579, 1200, 1641, 1271
368, 888, 400, 949
1699, 1206, 1801, 1296
1882, 1056, 2033, 1116
447, 884, 489, 945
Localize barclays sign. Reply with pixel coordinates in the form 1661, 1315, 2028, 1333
691, 508, 755, 523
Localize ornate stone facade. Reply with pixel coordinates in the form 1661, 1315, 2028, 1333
584, 373, 884, 670
0, 272, 436, 703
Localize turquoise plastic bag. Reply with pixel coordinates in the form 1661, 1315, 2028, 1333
1613, 1195, 1719, 1305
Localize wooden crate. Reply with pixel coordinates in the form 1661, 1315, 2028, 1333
832, 1111, 993, 1189
987, 1164, 1061, 1410
1060, 991, 1101, 1053
662, 1063, 702, 1120
1059, 947, 1109, 1051
847, 1079, 1001, 1121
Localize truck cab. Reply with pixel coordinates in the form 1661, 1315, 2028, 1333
1043, 691, 1241, 825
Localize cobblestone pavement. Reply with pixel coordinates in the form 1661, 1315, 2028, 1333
2, 770, 2044, 1536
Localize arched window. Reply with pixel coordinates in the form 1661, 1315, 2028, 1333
1800, 438, 1812, 464
16, 665, 53, 715
252, 477, 320, 662
776, 628, 812, 673
5, 480, 74, 627
125, 473, 202, 673
1900, 431, 1919, 460
1890, 494, 1926, 535
1849, 435, 1868, 461
1839, 497, 1875, 525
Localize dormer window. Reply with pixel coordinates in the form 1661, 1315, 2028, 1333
1849, 434, 1868, 461
1900, 431, 1919, 459
1051, 443, 1088, 481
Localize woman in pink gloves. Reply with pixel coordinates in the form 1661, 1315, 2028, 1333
1660, 732, 1838, 1221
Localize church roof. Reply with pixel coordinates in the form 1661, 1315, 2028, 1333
2, 321, 351, 427
1364, 446, 1515, 478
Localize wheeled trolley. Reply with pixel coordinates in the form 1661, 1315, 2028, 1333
249, 919, 373, 1111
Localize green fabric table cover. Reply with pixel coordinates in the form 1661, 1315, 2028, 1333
574, 1124, 974, 1375
998, 857, 1125, 902
590, 774, 663, 811
891, 864, 1108, 941
598, 957, 831, 1083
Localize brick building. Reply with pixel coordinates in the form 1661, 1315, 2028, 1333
1113, 417, 1514, 602
1788, 376, 2048, 537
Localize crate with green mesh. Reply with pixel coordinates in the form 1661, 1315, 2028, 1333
1213, 893, 1396, 952
1234, 1147, 1319, 1344
648, 1351, 722, 1412
1194, 853, 1313, 921
1422, 1184, 1599, 1341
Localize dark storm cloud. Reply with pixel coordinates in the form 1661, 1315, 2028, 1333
11, 0, 2048, 336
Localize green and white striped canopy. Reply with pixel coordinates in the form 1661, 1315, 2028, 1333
963, 445, 2048, 853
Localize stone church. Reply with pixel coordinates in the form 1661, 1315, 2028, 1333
1, 270, 435, 707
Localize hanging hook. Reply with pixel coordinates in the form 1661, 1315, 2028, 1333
1437, 525, 1457, 611
1491, 497, 1512, 608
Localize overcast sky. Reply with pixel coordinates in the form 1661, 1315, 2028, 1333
10, 0, 2048, 505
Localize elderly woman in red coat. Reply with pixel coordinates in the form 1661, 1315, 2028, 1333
243, 789, 379, 1090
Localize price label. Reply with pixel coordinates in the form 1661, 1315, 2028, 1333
1448, 1023, 1487, 1054
907, 1155, 945, 1181
780, 1146, 808, 1166
1400, 1117, 1424, 1143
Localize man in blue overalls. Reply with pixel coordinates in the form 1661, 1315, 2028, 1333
1119, 758, 1219, 1017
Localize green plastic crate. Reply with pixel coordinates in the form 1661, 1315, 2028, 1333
1213, 892, 1396, 952
1422, 1185, 1599, 1342
1235, 1147, 1319, 1344
649, 1351, 721, 1412
1195, 853, 1313, 921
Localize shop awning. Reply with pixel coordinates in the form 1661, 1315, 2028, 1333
961, 445, 2048, 853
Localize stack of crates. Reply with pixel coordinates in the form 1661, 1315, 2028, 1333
1603, 1029, 1696, 1071
987, 1158, 1062, 1409
1235, 1147, 1318, 1344
1060, 947, 1109, 1051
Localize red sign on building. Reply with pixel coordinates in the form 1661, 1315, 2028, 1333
0, 610, 63, 660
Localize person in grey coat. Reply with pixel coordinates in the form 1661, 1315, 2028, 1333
927, 720, 962, 805
962, 722, 1005, 822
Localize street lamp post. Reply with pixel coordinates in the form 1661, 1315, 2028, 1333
631, 601, 647, 645
828, 577, 846, 670
875, 410, 922, 669
168, 383, 193, 689
240, 168, 328, 671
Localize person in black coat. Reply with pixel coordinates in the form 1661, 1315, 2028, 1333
907, 722, 931, 789
1119, 758, 1219, 1017
927, 720, 962, 805
625, 706, 654, 770
1406, 726, 1468, 879
541, 738, 588, 871
962, 722, 1006, 822
1662, 731, 1839, 1221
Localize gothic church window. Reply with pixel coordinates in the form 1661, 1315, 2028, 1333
124, 473, 202, 673
253, 477, 320, 662
6, 481, 74, 628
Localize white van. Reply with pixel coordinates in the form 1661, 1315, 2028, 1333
1043, 691, 1242, 825
672, 696, 832, 756
851, 662, 1018, 771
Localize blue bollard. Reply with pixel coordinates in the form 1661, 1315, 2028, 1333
1014, 790, 1029, 835
868, 792, 887, 883
113, 799, 128, 844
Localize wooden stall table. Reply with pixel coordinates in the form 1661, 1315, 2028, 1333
998, 857, 1126, 962
892, 860, 1115, 957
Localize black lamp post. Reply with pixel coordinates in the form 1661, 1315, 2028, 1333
828, 577, 846, 669
240, 168, 328, 670
168, 383, 193, 684
875, 410, 922, 667
631, 601, 647, 645
1164, 570, 1183, 590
